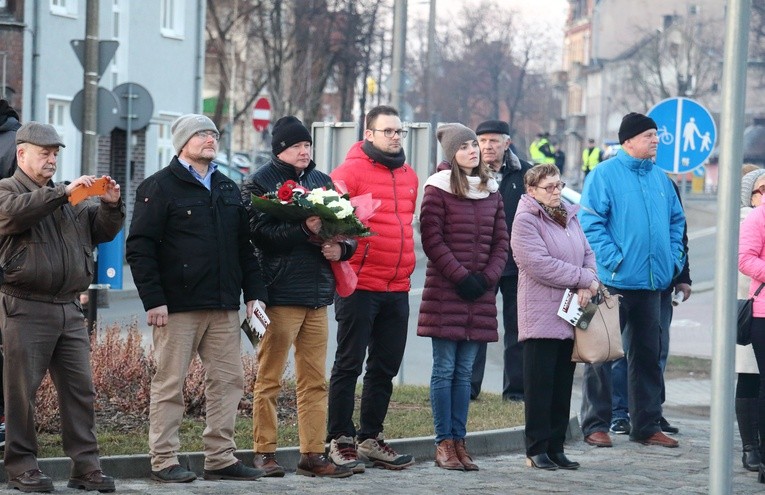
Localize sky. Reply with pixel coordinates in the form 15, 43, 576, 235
411, 0, 569, 33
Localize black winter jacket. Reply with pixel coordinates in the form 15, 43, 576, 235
241, 157, 355, 308
499, 152, 533, 277
126, 158, 266, 313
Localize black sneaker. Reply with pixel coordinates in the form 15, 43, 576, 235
609, 418, 631, 435
659, 417, 679, 434
150, 464, 196, 483
203, 460, 264, 481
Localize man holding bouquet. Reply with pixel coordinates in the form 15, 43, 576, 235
241, 116, 355, 478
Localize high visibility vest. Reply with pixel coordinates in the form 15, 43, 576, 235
582, 147, 602, 172
529, 138, 555, 164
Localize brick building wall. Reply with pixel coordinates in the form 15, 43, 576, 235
0, 0, 25, 111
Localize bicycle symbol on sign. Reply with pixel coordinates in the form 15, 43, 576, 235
657, 125, 673, 145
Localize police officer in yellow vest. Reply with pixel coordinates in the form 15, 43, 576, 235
528, 132, 556, 165
581, 138, 603, 181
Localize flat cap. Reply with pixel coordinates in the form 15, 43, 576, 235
15, 122, 66, 148
476, 120, 511, 136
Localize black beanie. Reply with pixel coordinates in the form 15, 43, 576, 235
618, 112, 657, 144
271, 116, 312, 156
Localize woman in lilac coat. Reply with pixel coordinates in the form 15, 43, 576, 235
417, 123, 508, 471
512, 164, 599, 471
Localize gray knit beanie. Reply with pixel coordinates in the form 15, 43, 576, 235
741, 168, 765, 207
437, 123, 477, 163
171, 114, 218, 154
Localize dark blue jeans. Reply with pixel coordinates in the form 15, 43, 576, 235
580, 288, 663, 440
327, 290, 409, 441
430, 338, 480, 443
611, 287, 673, 422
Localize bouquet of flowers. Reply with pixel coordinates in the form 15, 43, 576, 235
250, 180, 379, 296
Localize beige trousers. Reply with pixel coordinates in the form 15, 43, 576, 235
149, 310, 243, 471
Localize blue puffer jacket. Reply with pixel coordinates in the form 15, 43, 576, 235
579, 149, 685, 290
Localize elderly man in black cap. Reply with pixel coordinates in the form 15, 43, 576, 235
0, 122, 123, 492
578, 112, 686, 450
127, 114, 267, 483
241, 116, 354, 479
469, 120, 531, 402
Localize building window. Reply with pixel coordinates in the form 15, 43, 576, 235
51, 0, 78, 17
0, 0, 7, 10
157, 119, 174, 166
47, 98, 77, 180
160, 0, 185, 38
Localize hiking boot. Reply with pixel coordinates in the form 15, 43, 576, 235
434, 439, 463, 470
296, 453, 353, 478
454, 438, 479, 471
151, 465, 197, 483
203, 460, 264, 481
7, 469, 54, 493
328, 436, 366, 473
253, 452, 285, 478
67, 470, 115, 492
357, 433, 415, 470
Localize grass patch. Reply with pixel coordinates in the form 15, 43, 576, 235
37, 384, 523, 458
665, 355, 711, 378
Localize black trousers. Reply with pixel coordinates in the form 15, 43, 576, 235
523, 338, 575, 456
327, 290, 409, 441
471, 275, 523, 399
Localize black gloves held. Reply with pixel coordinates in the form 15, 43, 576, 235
456, 273, 488, 301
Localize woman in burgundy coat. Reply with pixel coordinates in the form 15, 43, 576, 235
417, 123, 509, 471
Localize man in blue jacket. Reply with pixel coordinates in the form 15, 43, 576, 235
578, 112, 686, 449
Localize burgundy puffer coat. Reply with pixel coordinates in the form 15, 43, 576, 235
416, 178, 509, 342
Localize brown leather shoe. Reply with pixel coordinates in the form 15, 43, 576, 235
253, 452, 285, 478
67, 470, 115, 492
296, 453, 353, 478
634, 431, 679, 448
454, 438, 479, 471
584, 431, 613, 447
8, 469, 54, 493
435, 439, 464, 470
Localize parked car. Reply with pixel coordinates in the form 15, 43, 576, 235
214, 161, 245, 184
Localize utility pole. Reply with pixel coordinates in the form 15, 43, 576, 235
81, 0, 99, 176
390, 0, 407, 112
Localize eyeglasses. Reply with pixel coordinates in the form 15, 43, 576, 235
535, 181, 566, 193
370, 128, 408, 138
194, 130, 220, 140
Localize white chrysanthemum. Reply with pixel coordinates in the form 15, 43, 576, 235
306, 188, 338, 205
327, 198, 353, 219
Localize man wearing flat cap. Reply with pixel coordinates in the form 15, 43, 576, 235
127, 114, 267, 483
241, 116, 354, 478
0, 122, 123, 492
578, 112, 686, 450
470, 120, 531, 402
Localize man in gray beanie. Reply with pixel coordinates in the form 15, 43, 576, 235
127, 114, 268, 483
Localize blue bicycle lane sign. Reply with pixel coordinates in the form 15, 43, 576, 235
647, 97, 717, 174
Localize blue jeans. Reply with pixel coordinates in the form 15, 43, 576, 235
430, 338, 480, 443
580, 288, 663, 440
611, 287, 672, 422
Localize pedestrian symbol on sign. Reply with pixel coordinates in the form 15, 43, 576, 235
647, 97, 717, 175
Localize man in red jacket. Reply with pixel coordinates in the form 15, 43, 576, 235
326, 105, 418, 471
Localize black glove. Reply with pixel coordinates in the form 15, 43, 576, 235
456, 273, 488, 301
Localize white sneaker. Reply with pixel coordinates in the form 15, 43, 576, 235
328, 436, 365, 473
357, 433, 414, 470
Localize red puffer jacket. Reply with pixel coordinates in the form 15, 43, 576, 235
330, 141, 418, 292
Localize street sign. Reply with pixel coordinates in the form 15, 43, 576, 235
70, 40, 119, 79
113, 82, 154, 131
647, 97, 717, 174
252, 97, 271, 131
70, 87, 120, 135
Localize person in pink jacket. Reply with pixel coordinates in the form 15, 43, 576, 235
738, 195, 765, 484
512, 163, 599, 471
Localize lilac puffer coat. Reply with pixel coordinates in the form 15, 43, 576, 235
512, 194, 598, 341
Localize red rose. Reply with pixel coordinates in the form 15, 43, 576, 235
277, 184, 293, 202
